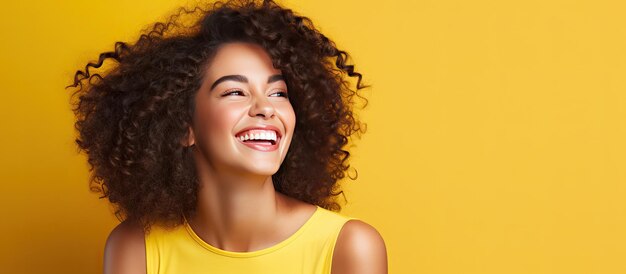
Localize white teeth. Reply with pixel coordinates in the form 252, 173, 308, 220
237, 130, 279, 142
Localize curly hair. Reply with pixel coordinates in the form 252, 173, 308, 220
67, 0, 368, 231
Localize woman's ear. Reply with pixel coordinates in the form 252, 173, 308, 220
182, 126, 196, 147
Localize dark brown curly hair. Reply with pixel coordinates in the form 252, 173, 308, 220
67, 0, 368, 231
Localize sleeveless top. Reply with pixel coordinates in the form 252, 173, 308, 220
144, 205, 360, 274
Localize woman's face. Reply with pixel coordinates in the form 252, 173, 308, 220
188, 42, 296, 176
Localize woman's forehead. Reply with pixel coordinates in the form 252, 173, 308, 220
206, 42, 280, 76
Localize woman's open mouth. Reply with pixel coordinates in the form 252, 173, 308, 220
234, 129, 281, 152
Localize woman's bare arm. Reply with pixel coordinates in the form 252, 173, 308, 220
103, 220, 147, 274
332, 220, 389, 274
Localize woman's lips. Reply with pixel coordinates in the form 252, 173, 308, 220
236, 135, 281, 152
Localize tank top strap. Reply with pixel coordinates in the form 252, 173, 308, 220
305, 206, 362, 274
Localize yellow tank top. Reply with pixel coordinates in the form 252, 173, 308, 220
144, 205, 359, 274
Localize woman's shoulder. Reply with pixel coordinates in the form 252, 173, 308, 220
331, 218, 388, 274
103, 220, 147, 274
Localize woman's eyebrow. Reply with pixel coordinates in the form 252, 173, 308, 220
210, 74, 284, 91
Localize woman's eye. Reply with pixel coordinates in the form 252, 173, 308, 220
223, 90, 244, 96
270, 91, 289, 97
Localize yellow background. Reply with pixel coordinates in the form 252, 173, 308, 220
1, 0, 625, 273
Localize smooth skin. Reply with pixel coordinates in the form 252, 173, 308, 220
103, 42, 387, 274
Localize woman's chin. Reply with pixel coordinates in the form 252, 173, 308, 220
240, 163, 281, 177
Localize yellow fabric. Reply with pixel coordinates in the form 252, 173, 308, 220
145, 205, 359, 274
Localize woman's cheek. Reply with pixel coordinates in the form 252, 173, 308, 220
279, 103, 296, 132
206, 103, 246, 137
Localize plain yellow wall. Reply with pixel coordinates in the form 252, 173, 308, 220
1, 0, 625, 273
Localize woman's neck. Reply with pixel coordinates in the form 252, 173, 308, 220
187, 161, 289, 252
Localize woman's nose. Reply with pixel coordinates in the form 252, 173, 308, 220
248, 95, 275, 119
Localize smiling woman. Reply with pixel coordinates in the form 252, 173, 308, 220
187, 43, 296, 174
67, 0, 387, 273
